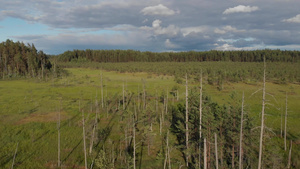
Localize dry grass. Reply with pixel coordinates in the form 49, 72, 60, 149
16, 111, 70, 125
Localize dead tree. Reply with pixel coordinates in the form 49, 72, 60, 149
284, 92, 288, 151
204, 138, 207, 169
287, 140, 292, 168
199, 70, 203, 169
101, 71, 104, 108
11, 142, 19, 169
258, 57, 266, 169
89, 96, 99, 154
82, 111, 87, 169
215, 133, 219, 169
57, 101, 61, 167
123, 81, 125, 110
185, 73, 189, 167
167, 130, 171, 169
133, 113, 136, 169
239, 92, 244, 169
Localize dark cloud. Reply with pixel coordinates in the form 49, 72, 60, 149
1, 0, 300, 54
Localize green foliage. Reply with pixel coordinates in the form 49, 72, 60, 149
57, 61, 300, 84
0, 39, 53, 79
0, 67, 299, 168
55, 49, 300, 63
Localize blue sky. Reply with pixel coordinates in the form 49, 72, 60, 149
1, 0, 300, 54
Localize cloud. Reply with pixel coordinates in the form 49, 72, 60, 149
181, 26, 209, 37
223, 5, 259, 14
141, 4, 177, 16
152, 19, 162, 28
214, 25, 245, 34
283, 14, 300, 23
2, 0, 300, 53
165, 39, 179, 49
141, 20, 180, 38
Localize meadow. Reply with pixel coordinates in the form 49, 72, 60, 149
0, 66, 299, 168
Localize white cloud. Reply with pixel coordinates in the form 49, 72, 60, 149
214, 43, 257, 51
141, 4, 177, 16
214, 25, 245, 34
141, 20, 180, 38
181, 26, 209, 37
283, 14, 300, 23
223, 5, 259, 14
152, 19, 162, 28
165, 39, 179, 49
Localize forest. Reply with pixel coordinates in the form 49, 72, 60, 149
0, 40, 299, 168
55, 49, 300, 63
0, 39, 53, 79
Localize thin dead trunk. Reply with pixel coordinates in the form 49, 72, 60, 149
143, 80, 146, 110
287, 140, 292, 169
167, 130, 171, 169
185, 73, 189, 167
166, 88, 168, 114
123, 81, 125, 110
284, 92, 288, 151
239, 92, 244, 169
204, 138, 207, 169
101, 71, 104, 108
58, 101, 61, 167
199, 70, 203, 140
89, 97, 98, 154
199, 70, 203, 169
215, 133, 218, 169
11, 142, 19, 169
258, 57, 266, 169
133, 114, 136, 169
280, 106, 283, 138
82, 111, 87, 169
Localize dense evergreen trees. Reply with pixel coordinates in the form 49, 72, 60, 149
56, 49, 300, 63
0, 39, 52, 78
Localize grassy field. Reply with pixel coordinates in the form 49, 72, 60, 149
0, 67, 299, 168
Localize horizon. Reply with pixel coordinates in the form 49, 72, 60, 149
1, 0, 300, 55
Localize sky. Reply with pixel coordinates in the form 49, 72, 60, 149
0, 0, 300, 54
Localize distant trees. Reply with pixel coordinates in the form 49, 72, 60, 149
55, 49, 300, 63
0, 39, 52, 79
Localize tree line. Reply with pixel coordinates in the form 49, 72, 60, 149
55, 49, 300, 63
0, 39, 52, 79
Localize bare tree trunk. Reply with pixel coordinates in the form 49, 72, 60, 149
11, 142, 18, 169
160, 110, 162, 135
133, 114, 136, 169
258, 57, 266, 169
239, 92, 244, 169
101, 71, 104, 108
137, 85, 140, 112
82, 111, 87, 169
284, 92, 288, 151
167, 130, 171, 169
156, 90, 158, 121
287, 140, 292, 169
281, 107, 283, 138
89, 97, 98, 154
123, 81, 125, 110
199, 70, 203, 169
185, 73, 189, 167
166, 88, 168, 114
41, 62, 44, 80
58, 101, 61, 167
204, 138, 207, 169
215, 133, 219, 169
143, 80, 146, 110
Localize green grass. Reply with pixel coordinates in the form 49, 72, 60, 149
0, 67, 299, 168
